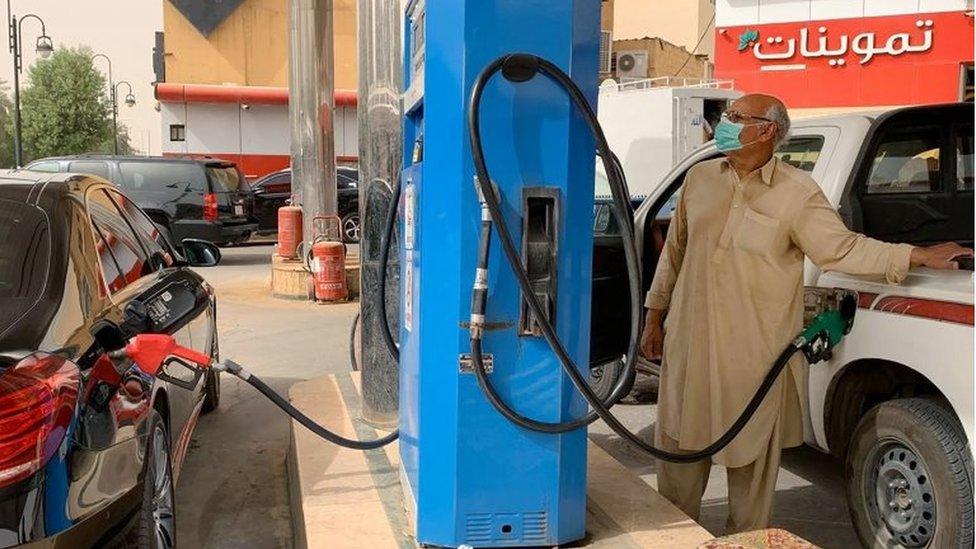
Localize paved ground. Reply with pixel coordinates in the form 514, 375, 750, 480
176, 242, 859, 548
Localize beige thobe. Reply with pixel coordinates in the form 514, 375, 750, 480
646, 156, 913, 530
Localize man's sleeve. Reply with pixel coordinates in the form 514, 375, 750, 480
644, 177, 690, 309
790, 186, 914, 284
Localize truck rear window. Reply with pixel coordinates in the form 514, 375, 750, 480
118, 162, 208, 192
0, 200, 50, 336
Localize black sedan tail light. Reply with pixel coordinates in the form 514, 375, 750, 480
0, 353, 79, 487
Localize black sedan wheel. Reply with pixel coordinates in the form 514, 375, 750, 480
341, 212, 361, 244
136, 410, 176, 549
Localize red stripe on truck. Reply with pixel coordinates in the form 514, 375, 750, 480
872, 296, 974, 326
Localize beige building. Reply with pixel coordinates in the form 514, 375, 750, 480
611, 0, 715, 61
161, 0, 357, 90
612, 37, 710, 81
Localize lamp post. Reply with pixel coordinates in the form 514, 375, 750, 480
90, 53, 118, 154
90, 54, 136, 155
7, 1, 52, 167
112, 81, 135, 153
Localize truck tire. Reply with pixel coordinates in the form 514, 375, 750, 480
846, 398, 973, 549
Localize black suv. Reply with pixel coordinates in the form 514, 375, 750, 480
26, 155, 257, 246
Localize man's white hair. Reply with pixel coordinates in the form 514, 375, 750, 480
765, 102, 791, 148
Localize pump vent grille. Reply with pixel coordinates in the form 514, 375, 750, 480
463, 511, 549, 545
465, 514, 492, 544
522, 511, 548, 543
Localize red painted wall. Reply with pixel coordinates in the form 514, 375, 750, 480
715, 11, 974, 108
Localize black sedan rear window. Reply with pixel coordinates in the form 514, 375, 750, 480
118, 162, 208, 192
0, 200, 50, 333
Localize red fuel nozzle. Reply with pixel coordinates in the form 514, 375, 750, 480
110, 334, 212, 376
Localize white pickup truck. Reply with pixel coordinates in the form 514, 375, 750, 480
592, 102, 973, 548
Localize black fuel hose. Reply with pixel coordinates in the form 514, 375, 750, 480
221, 182, 403, 451
221, 360, 399, 450
467, 53, 803, 462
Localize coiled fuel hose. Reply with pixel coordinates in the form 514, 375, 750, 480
467, 53, 807, 463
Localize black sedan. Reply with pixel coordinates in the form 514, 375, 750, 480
251, 166, 361, 243
0, 171, 222, 548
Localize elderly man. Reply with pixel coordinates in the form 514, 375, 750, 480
640, 93, 971, 533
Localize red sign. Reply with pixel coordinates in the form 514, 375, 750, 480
715, 11, 974, 108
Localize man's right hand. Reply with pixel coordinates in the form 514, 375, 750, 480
640, 308, 666, 361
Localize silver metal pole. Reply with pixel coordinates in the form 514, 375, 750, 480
356, 0, 403, 426
288, 0, 337, 244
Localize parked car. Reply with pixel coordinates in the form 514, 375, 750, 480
0, 170, 222, 548
594, 103, 974, 547
251, 166, 361, 243
25, 155, 257, 247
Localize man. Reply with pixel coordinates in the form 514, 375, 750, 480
639, 93, 971, 533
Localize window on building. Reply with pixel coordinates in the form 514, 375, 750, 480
866, 130, 942, 194
956, 128, 974, 192
170, 124, 186, 142
961, 63, 974, 103
600, 30, 613, 74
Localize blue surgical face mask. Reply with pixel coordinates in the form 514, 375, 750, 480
714, 118, 767, 152
714, 119, 746, 152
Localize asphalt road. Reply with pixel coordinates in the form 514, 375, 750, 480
176, 242, 859, 548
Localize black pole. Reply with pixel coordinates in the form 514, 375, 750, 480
10, 14, 21, 167
111, 86, 118, 154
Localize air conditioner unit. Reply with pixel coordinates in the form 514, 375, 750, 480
616, 50, 648, 81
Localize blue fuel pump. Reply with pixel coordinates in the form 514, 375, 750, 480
397, 1, 601, 545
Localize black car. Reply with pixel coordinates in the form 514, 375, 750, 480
0, 171, 222, 548
251, 166, 361, 243
26, 155, 258, 246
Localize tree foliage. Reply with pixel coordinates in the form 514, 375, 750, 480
20, 47, 113, 162
0, 81, 16, 168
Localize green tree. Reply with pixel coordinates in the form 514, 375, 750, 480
94, 122, 140, 156
20, 46, 112, 162
0, 80, 16, 168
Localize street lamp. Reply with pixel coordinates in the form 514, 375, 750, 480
7, 2, 52, 167
91, 55, 136, 155
113, 81, 135, 153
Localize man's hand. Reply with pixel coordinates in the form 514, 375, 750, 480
910, 242, 974, 270
640, 308, 666, 361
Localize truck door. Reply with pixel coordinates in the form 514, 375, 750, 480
849, 104, 974, 246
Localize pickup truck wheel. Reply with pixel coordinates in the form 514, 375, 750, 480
846, 398, 973, 549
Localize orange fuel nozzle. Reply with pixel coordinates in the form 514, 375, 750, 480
109, 334, 212, 377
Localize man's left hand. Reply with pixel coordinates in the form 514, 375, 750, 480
911, 242, 974, 269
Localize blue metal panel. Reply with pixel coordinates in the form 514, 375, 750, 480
399, 1, 599, 546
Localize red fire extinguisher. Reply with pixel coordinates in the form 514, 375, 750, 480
277, 205, 303, 259
311, 216, 348, 302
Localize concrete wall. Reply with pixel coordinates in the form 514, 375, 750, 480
614, 37, 710, 79
163, 0, 358, 90
612, 0, 716, 59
